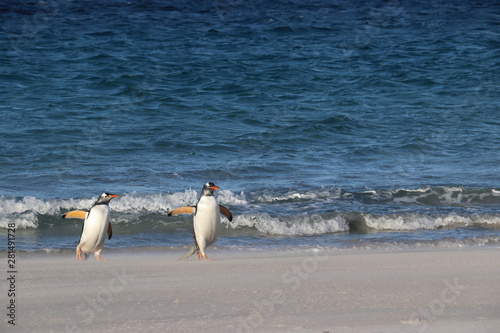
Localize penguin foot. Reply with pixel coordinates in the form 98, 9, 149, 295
76, 247, 83, 261
196, 253, 211, 260
95, 253, 104, 261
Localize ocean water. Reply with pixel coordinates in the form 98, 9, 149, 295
1, 0, 499, 253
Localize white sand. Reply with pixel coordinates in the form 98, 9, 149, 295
3, 247, 500, 332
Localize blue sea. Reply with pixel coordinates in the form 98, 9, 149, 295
1, 0, 499, 254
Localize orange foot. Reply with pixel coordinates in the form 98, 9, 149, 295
95, 253, 104, 261
196, 252, 210, 260
76, 247, 83, 261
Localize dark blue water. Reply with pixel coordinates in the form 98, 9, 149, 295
1, 0, 499, 253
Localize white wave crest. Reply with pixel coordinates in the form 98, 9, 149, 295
0, 212, 39, 229
388, 187, 500, 205
0, 190, 249, 228
253, 189, 341, 203
115, 190, 249, 213
229, 213, 348, 236
218, 190, 249, 206
0, 195, 58, 216
0, 195, 96, 229
364, 214, 476, 231
115, 191, 196, 213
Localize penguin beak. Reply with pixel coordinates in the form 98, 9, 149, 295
209, 186, 219, 191
109, 194, 119, 198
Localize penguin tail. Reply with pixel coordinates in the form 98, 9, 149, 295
179, 245, 198, 260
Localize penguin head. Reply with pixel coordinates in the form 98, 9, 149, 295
202, 182, 219, 196
94, 192, 119, 205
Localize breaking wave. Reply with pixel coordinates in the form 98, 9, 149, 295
1, 186, 499, 236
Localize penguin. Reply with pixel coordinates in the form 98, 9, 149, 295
62, 192, 119, 261
169, 182, 232, 260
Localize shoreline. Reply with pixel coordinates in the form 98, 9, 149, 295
6, 239, 500, 256
4, 247, 500, 332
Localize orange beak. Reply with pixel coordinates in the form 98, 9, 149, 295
209, 186, 219, 191
109, 194, 119, 198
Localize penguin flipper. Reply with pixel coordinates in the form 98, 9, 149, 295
168, 206, 196, 216
179, 245, 199, 260
62, 210, 88, 219
107, 222, 113, 240
219, 205, 233, 222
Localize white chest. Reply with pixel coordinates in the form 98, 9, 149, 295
86, 204, 110, 228
193, 196, 220, 245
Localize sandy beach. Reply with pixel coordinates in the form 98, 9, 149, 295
4, 247, 499, 333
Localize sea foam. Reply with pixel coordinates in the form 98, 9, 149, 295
229, 213, 349, 236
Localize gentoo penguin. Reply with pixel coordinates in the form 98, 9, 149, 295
62, 192, 119, 261
169, 182, 232, 260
